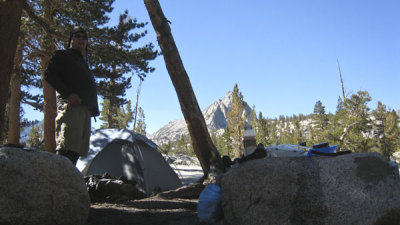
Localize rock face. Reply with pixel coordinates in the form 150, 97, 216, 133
0, 147, 90, 225
221, 152, 400, 225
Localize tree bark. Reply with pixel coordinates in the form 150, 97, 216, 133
7, 40, 23, 145
0, 0, 24, 142
40, 0, 57, 153
41, 56, 57, 153
144, 0, 223, 176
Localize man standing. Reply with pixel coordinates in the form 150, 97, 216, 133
45, 26, 99, 165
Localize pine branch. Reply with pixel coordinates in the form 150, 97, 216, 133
21, 99, 43, 111
23, 1, 67, 41
24, 39, 48, 59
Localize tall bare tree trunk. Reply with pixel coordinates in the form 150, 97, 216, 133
337, 59, 346, 101
0, 0, 24, 142
133, 79, 142, 131
40, 0, 56, 152
144, 0, 223, 176
7, 40, 24, 145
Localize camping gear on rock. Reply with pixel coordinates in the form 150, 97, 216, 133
266, 143, 309, 157
235, 143, 267, 164
306, 142, 337, 157
306, 142, 352, 157
197, 183, 223, 223
76, 128, 182, 196
243, 125, 257, 156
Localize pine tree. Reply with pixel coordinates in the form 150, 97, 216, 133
312, 100, 329, 144
100, 99, 116, 128
176, 134, 190, 154
255, 112, 270, 146
118, 100, 133, 129
134, 107, 146, 135
222, 126, 233, 157
210, 129, 226, 156
226, 84, 246, 158
100, 99, 133, 129
249, 105, 257, 131
292, 115, 305, 144
26, 122, 44, 150
372, 102, 400, 160
306, 123, 314, 146
269, 119, 279, 145
19, 8, 45, 114
335, 91, 372, 151
159, 142, 172, 155
94, 11, 157, 130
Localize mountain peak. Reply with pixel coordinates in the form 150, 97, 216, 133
149, 91, 246, 145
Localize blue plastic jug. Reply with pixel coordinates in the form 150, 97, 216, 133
197, 183, 223, 222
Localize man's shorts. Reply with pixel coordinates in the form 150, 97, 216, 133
55, 103, 91, 157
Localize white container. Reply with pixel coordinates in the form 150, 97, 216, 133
243, 127, 256, 156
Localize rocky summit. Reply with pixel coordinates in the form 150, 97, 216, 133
150, 91, 251, 145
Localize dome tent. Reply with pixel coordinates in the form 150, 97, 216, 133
76, 128, 182, 196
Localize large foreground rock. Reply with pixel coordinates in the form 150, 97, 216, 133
221, 152, 400, 225
0, 147, 90, 225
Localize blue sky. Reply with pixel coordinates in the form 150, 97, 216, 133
24, 0, 400, 134
110, 0, 399, 134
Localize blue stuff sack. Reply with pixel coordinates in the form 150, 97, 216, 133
197, 183, 223, 223
306, 142, 338, 157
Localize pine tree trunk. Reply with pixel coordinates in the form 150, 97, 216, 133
40, 0, 56, 153
144, 0, 223, 176
0, 0, 24, 142
41, 56, 57, 153
7, 41, 23, 145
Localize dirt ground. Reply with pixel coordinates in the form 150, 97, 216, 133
86, 177, 206, 225
87, 197, 199, 225
85, 164, 210, 225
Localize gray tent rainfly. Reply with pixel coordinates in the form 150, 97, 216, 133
76, 128, 182, 196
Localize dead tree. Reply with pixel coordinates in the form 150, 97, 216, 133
133, 78, 143, 131
144, 0, 223, 177
337, 59, 346, 101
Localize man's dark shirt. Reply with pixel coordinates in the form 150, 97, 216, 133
45, 48, 99, 116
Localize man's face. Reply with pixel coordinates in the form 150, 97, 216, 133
70, 32, 88, 52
